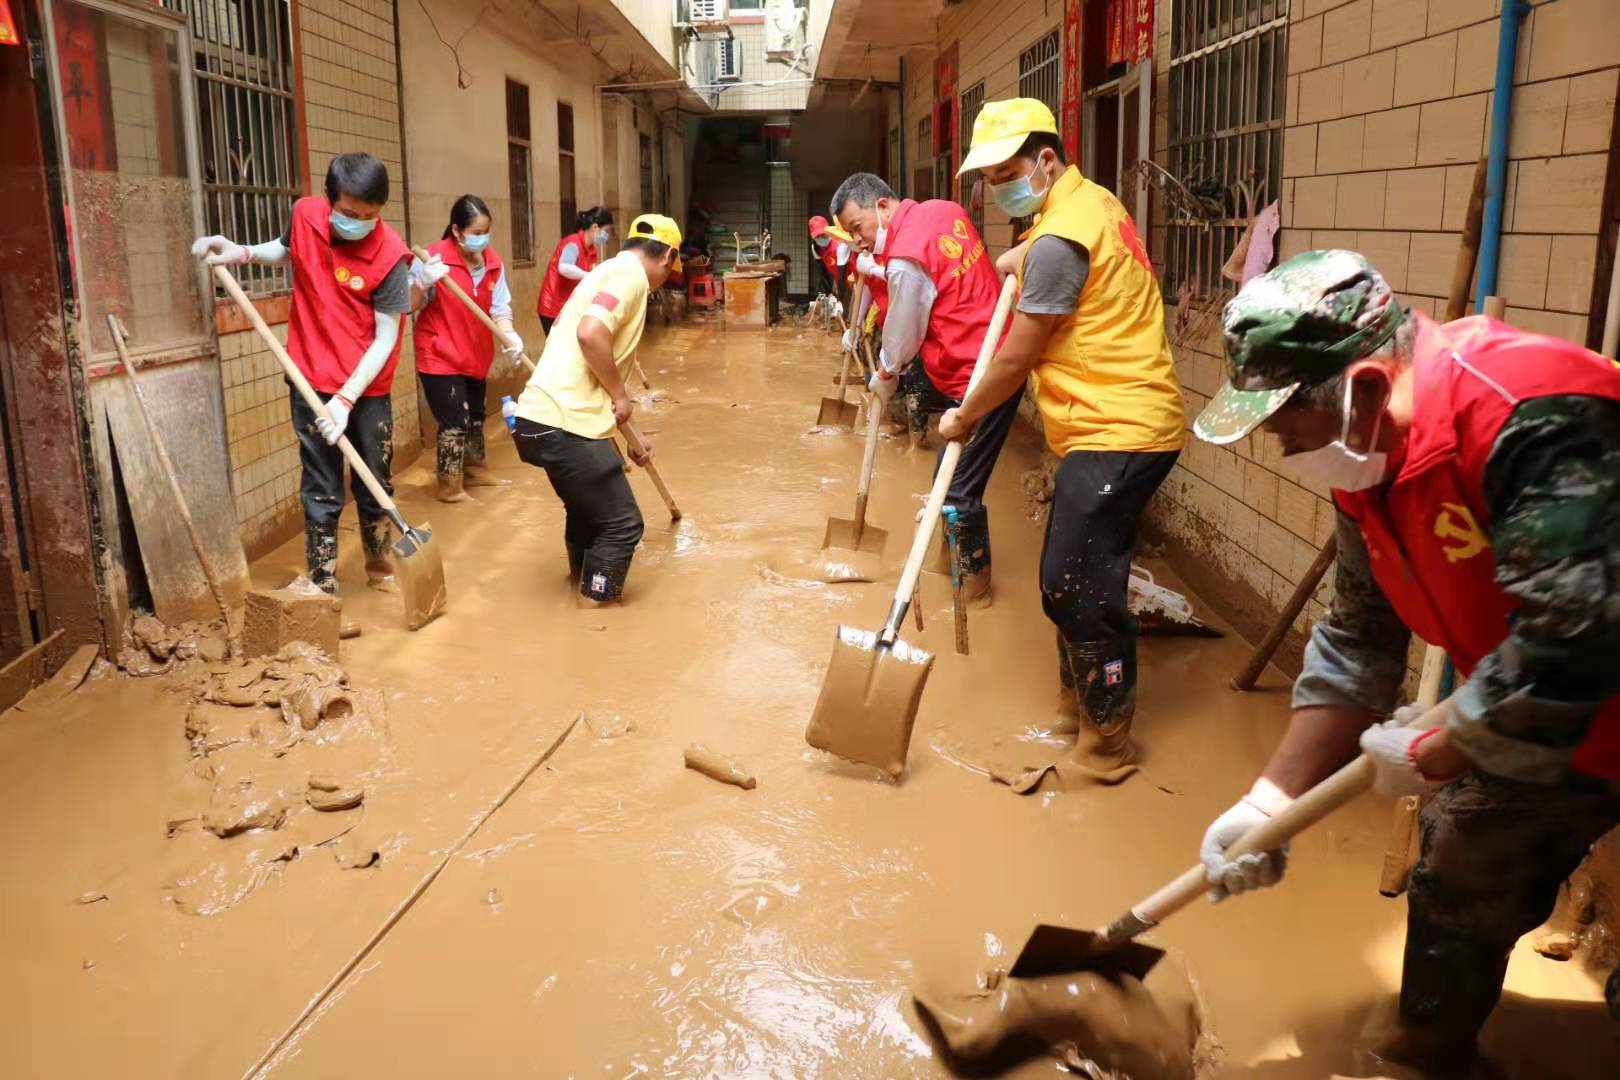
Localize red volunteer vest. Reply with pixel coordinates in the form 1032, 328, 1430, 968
818, 241, 840, 281
1335, 314, 1620, 778
882, 199, 1007, 398
286, 196, 411, 397
413, 237, 503, 379
537, 230, 599, 318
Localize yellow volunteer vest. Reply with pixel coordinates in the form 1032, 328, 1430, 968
1018, 166, 1185, 456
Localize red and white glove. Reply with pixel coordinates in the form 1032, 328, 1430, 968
867, 367, 898, 404
1360, 714, 1448, 797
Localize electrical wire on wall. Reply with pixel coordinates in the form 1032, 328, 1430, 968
415, 0, 490, 89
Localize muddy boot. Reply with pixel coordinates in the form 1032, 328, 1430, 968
1007, 637, 1139, 793
578, 555, 631, 607
566, 543, 583, 584
1049, 631, 1081, 735
462, 426, 505, 488
361, 517, 399, 594
436, 426, 469, 503
954, 506, 993, 608
304, 520, 340, 595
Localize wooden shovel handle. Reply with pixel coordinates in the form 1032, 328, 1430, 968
856, 390, 882, 500
889, 276, 1017, 613
412, 245, 537, 373
619, 421, 680, 520
212, 266, 401, 518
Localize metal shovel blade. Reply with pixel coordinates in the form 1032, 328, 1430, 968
816, 394, 859, 428
390, 523, 447, 631
1007, 924, 1167, 981
804, 624, 935, 778
821, 517, 889, 556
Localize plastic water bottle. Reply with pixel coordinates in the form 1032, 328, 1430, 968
501, 395, 517, 433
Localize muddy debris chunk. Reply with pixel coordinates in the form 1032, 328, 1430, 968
242, 579, 341, 660
1533, 932, 1578, 961
306, 783, 364, 812
683, 744, 757, 789
202, 783, 289, 837
76, 891, 109, 905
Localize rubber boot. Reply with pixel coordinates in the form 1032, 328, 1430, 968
1050, 630, 1081, 735
463, 424, 504, 487
566, 542, 583, 585
361, 517, 398, 594
1007, 636, 1139, 794
1362, 919, 1505, 1075
306, 521, 359, 637
436, 426, 469, 503
577, 555, 632, 607
954, 505, 993, 608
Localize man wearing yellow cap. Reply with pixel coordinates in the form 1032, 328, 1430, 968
940, 99, 1183, 785
512, 213, 681, 606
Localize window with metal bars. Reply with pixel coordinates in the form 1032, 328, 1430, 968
558, 102, 577, 238
1018, 29, 1061, 115
166, 0, 299, 297
1165, 0, 1288, 297
959, 80, 986, 234
640, 133, 654, 210
506, 79, 534, 264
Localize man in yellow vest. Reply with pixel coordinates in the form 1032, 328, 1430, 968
940, 99, 1184, 787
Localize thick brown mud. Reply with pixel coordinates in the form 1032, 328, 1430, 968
2, 319, 1615, 1078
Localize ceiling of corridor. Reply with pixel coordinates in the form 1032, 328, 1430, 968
815, 0, 946, 84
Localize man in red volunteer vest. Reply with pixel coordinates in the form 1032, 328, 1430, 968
193, 153, 448, 621
1193, 250, 1620, 1068
831, 173, 1017, 603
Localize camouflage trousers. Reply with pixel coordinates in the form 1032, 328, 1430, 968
1402, 769, 1620, 1049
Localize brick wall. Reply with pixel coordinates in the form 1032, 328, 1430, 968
1148, 0, 1619, 683
221, 0, 410, 559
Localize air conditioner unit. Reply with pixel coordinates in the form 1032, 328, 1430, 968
764, 0, 804, 57
717, 37, 742, 81
685, 0, 729, 33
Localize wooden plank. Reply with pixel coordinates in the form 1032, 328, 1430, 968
0, 628, 66, 714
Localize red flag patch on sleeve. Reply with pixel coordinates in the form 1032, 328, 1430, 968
591, 292, 621, 312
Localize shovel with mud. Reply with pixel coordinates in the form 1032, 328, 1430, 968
816, 276, 866, 429
804, 277, 1017, 778
214, 267, 448, 631
821, 386, 888, 558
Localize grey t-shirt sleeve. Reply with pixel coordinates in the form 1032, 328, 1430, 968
1016, 235, 1091, 315
370, 258, 411, 314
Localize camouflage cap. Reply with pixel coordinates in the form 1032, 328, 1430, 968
1193, 249, 1408, 445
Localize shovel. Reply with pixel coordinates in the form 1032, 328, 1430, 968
821, 385, 888, 556
1006, 705, 1447, 979
619, 421, 682, 522
804, 276, 1017, 778
213, 266, 447, 631
816, 275, 866, 428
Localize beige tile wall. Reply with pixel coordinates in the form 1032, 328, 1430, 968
1148, 0, 1618, 683
221, 0, 411, 558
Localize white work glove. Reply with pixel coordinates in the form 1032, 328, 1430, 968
841, 326, 859, 352
855, 251, 886, 280
1360, 709, 1447, 797
1201, 778, 1292, 902
499, 329, 525, 360
315, 396, 352, 446
191, 234, 248, 266
410, 253, 450, 290
867, 369, 898, 404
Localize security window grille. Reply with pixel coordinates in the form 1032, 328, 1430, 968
1166, 0, 1288, 296
168, 0, 299, 297
558, 102, 577, 238
506, 79, 534, 264
1018, 29, 1061, 116
640, 133, 655, 210
959, 80, 986, 234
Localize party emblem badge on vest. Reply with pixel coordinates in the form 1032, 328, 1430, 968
937, 234, 964, 260
335, 266, 351, 284
1434, 502, 1489, 564
952, 219, 969, 241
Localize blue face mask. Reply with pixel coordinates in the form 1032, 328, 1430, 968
460, 231, 491, 253
330, 210, 377, 242
989, 155, 1051, 218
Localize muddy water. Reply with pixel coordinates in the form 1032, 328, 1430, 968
3, 319, 1615, 1078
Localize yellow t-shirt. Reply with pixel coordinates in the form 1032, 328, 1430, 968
516, 252, 650, 438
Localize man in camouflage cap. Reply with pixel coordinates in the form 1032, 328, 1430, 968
1191, 250, 1620, 1066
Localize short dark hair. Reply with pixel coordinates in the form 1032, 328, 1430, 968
442, 193, 490, 240
624, 237, 672, 261
1014, 131, 1067, 165
577, 206, 614, 231
830, 173, 896, 219
324, 152, 389, 205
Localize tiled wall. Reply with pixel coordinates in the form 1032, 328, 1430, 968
1149, 0, 1619, 682
220, 0, 410, 558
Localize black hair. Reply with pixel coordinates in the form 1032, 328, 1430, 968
1014, 131, 1067, 165
623, 237, 673, 261
442, 193, 491, 241
324, 152, 389, 206
829, 172, 897, 219
576, 206, 614, 231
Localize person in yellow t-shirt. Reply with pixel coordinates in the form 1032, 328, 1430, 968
513, 214, 682, 606
939, 99, 1184, 785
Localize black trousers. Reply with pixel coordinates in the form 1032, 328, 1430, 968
512, 417, 644, 601
539, 315, 556, 336
289, 387, 394, 591
905, 371, 1022, 577
420, 372, 488, 473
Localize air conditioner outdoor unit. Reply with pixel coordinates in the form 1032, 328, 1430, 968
685, 0, 729, 34
764, 0, 804, 57
717, 37, 742, 81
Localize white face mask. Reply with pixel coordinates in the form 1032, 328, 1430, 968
872, 204, 890, 256
1280, 378, 1389, 492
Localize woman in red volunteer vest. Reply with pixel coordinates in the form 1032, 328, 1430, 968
831, 173, 1018, 605
412, 194, 525, 503
1191, 250, 1620, 1068
537, 207, 613, 335
193, 153, 447, 619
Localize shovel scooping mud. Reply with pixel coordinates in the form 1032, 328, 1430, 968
816, 276, 867, 429
804, 277, 1017, 777
214, 267, 447, 630
821, 384, 889, 557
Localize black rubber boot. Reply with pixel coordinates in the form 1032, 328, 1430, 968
578, 554, 632, 605
954, 505, 992, 605
1383, 919, 1505, 1071
361, 517, 397, 593
1060, 634, 1138, 773
436, 426, 468, 503
464, 424, 504, 486
566, 543, 583, 585
305, 520, 340, 594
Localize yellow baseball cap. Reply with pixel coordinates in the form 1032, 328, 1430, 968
958, 98, 1059, 176
629, 213, 684, 269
